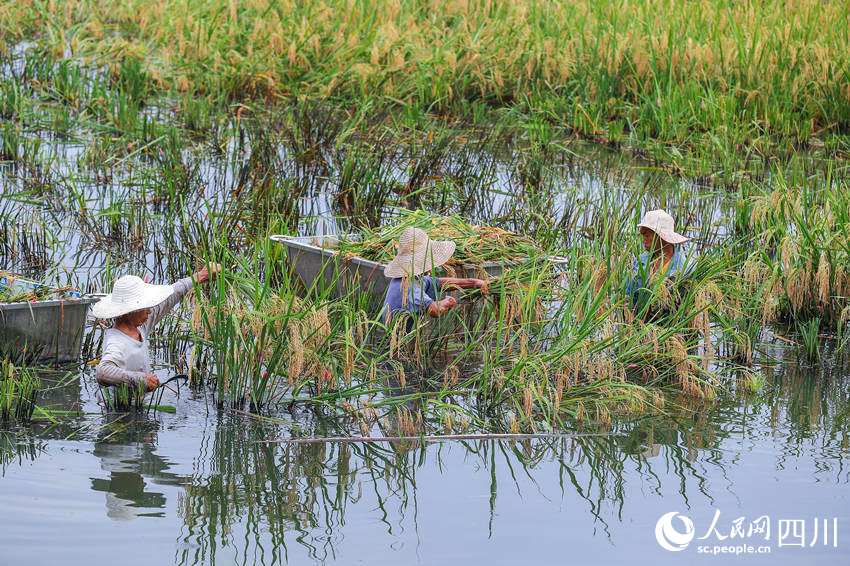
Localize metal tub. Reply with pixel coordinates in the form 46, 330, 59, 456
1, 275, 94, 364
0, 297, 96, 364
270, 235, 509, 310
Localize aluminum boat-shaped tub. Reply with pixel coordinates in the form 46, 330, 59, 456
1, 275, 94, 364
270, 235, 509, 310
0, 297, 96, 364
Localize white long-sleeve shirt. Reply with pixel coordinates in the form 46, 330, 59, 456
96, 277, 193, 387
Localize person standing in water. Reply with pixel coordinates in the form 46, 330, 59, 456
92, 264, 222, 392
382, 226, 487, 326
626, 209, 689, 306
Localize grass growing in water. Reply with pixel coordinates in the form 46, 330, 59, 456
181, 211, 778, 434
1, 15, 846, 431
0, 360, 40, 424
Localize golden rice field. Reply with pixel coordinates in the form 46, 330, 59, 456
2, 0, 848, 152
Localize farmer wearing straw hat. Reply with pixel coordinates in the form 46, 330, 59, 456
92, 265, 222, 392
626, 209, 689, 305
382, 227, 487, 324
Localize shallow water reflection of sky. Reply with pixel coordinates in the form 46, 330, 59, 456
1, 350, 848, 565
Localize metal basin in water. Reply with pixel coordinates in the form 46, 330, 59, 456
0, 297, 96, 364
1, 273, 94, 364
270, 234, 508, 310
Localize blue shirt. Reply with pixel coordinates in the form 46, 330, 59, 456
382, 276, 441, 323
625, 248, 689, 302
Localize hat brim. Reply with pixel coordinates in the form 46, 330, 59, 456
637, 224, 689, 245
384, 239, 456, 278
90, 283, 174, 319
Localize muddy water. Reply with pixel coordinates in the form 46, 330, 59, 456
1, 339, 847, 565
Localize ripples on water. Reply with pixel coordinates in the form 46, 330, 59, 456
1, 342, 847, 565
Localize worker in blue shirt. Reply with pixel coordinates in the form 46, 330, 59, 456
382, 227, 487, 326
626, 209, 690, 307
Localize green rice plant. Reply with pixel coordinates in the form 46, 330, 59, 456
192, 244, 354, 410
797, 317, 821, 363
0, 360, 40, 424
99, 381, 147, 412
45, 60, 87, 108
610, 237, 762, 397
0, 120, 21, 161
747, 175, 850, 328
4, 9, 844, 431
0, 78, 26, 118
333, 146, 401, 224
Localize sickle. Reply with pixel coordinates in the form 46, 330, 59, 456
159, 374, 189, 388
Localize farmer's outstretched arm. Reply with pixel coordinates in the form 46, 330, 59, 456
141, 264, 222, 334
141, 277, 193, 334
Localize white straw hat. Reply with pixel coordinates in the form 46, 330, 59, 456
384, 227, 456, 278
637, 209, 689, 245
91, 275, 174, 319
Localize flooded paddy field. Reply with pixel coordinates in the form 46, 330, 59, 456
2, 6, 850, 564
1, 348, 848, 565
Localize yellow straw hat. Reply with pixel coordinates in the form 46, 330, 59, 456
637, 209, 689, 244
384, 227, 456, 278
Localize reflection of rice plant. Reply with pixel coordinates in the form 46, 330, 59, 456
0, 432, 45, 473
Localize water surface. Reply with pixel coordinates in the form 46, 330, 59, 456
2, 341, 847, 565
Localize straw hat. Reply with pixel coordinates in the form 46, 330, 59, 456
91, 275, 174, 319
384, 227, 456, 278
637, 209, 689, 245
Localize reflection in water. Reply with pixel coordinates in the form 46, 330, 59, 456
0, 340, 846, 564
0, 431, 45, 474
172, 348, 849, 565
173, 423, 711, 563
90, 422, 188, 521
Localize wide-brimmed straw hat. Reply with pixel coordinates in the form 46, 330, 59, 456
384, 227, 456, 278
637, 209, 689, 245
91, 275, 174, 319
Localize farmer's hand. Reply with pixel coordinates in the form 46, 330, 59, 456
427, 296, 458, 317
144, 374, 160, 391
193, 263, 223, 284
475, 279, 489, 295
440, 296, 458, 313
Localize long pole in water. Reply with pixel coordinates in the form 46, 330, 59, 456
256, 432, 618, 444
